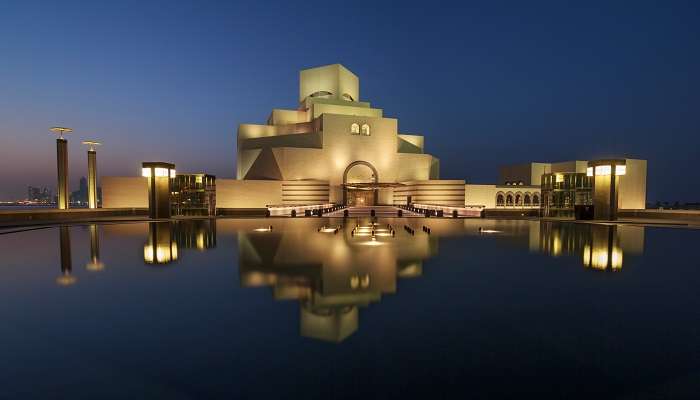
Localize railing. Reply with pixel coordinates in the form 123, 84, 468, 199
399, 203, 482, 217
266, 203, 339, 217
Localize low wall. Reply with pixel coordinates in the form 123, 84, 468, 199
102, 177, 148, 208
394, 180, 465, 206
0, 208, 148, 226
217, 179, 282, 208
483, 208, 540, 218
619, 209, 700, 222
217, 179, 330, 208
217, 208, 269, 217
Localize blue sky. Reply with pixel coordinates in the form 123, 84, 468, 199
1, 0, 699, 202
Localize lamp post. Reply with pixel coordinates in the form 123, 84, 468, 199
82, 141, 101, 209
142, 162, 176, 219
587, 159, 627, 221
50, 127, 72, 209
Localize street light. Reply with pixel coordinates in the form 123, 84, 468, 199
82, 140, 102, 209
50, 126, 73, 209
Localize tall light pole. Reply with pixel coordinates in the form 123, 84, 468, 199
50, 127, 72, 209
82, 140, 101, 209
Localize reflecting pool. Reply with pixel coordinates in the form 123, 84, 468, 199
1, 218, 699, 399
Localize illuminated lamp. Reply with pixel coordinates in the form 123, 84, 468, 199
142, 162, 175, 219
50, 126, 73, 210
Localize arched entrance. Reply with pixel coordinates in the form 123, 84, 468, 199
343, 161, 378, 206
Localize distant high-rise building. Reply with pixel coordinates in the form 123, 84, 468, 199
27, 186, 53, 203
70, 177, 89, 205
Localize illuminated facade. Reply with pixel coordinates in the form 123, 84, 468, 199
234, 64, 464, 207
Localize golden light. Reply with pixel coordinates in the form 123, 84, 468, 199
143, 244, 154, 263
154, 167, 170, 177
50, 126, 73, 139
81, 140, 102, 151
142, 167, 151, 177
595, 165, 612, 176
86, 261, 105, 272
56, 274, 77, 286
170, 169, 177, 178
586, 167, 593, 177
615, 165, 626, 176
555, 174, 564, 183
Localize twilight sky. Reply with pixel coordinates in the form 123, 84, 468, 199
1, 0, 698, 202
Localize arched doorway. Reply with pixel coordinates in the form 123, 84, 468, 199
343, 161, 378, 206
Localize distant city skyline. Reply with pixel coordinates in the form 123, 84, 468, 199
1, 1, 699, 202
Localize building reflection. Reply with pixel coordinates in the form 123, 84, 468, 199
86, 224, 105, 271
56, 226, 76, 286
143, 220, 217, 265
535, 222, 644, 271
238, 219, 437, 342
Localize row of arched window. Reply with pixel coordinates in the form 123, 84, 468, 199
350, 123, 370, 136
496, 192, 540, 207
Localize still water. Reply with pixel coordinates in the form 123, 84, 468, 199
1, 218, 699, 399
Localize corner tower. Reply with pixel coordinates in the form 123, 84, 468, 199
299, 64, 359, 103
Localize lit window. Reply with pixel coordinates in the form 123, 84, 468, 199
595, 165, 611, 176
361, 124, 370, 136
351, 123, 360, 134
169, 169, 176, 178
556, 174, 564, 183
586, 167, 593, 177
615, 165, 626, 176
142, 168, 151, 177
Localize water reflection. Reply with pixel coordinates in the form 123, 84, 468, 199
535, 222, 644, 271
238, 219, 436, 342
56, 226, 76, 286
143, 220, 217, 264
48, 218, 646, 336
144, 222, 178, 264
86, 224, 104, 271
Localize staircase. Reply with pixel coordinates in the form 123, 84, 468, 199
325, 206, 424, 217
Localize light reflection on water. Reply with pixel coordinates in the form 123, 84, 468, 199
47, 218, 643, 342
3, 218, 700, 399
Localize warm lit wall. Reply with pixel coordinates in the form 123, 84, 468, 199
394, 180, 465, 206
217, 179, 330, 207
464, 184, 498, 208
299, 64, 359, 102
310, 102, 382, 119
396, 153, 434, 181
618, 159, 647, 209
267, 109, 309, 125
216, 179, 282, 208
281, 180, 329, 204
101, 177, 148, 208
